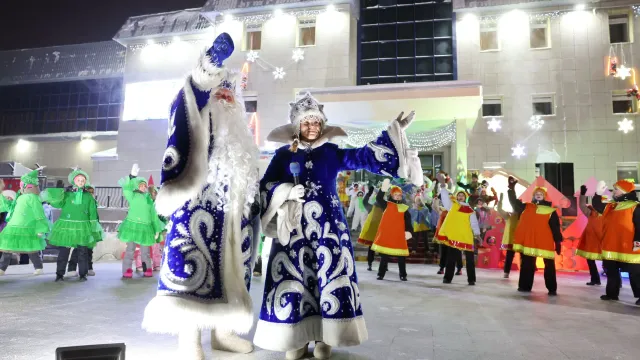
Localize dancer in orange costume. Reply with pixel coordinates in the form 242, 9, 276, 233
371, 179, 412, 281
577, 184, 605, 286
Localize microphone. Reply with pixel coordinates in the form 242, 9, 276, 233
289, 162, 301, 186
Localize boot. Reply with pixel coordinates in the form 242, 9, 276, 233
123, 268, 133, 279
503, 273, 509, 279
0, 269, 4, 276
313, 342, 332, 360
88, 270, 96, 276
67, 271, 78, 277
33, 269, 44, 275
144, 269, 153, 277
285, 343, 308, 360
178, 329, 204, 360
211, 329, 253, 354
55, 274, 64, 282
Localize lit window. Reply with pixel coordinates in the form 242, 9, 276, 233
244, 24, 262, 51
480, 21, 499, 51
482, 96, 503, 117
617, 162, 639, 185
530, 19, 550, 49
612, 91, 637, 114
609, 13, 632, 44
297, 18, 316, 47
532, 94, 555, 116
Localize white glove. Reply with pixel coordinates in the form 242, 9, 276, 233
395, 111, 415, 130
131, 163, 140, 177
405, 231, 412, 240
287, 184, 305, 203
596, 181, 607, 196
381, 179, 391, 192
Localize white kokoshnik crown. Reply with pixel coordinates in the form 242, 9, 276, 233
289, 92, 328, 135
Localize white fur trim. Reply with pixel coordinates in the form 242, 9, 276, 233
191, 50, 226, 91
261, 183, 294, 238
253, 316, 368, 352
387, 120, 409, 179
155, 78, 210, 216
267, 125, 347, 149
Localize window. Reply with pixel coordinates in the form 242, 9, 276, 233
532, 94, 555, 116
244, 24, 262, 51
244, 100, 257, 113
480, 21, 499, 51
358, 0, 454, 84
297, 18, 316, 47
612, 91, 637, 114
482, 96, 503, 117
617, 162, 639, 185
530, 19, 550, 49
609, 13, 631, 44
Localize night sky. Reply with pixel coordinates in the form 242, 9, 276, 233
0, 0, 206, 51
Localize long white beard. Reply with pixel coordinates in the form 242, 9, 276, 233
207, 99, 260, 218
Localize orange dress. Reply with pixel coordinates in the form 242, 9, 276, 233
513, 203, 557, 259
601, 201, 640, 263
371, 202, 410, 257
576, 206, 603, 260
433, 210, 448, 244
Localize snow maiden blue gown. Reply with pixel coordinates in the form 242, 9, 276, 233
254, 94, 422, 352
141, 33, 260, 359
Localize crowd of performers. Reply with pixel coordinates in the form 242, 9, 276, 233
0, 166, 167, 281
0, 32, 639, 360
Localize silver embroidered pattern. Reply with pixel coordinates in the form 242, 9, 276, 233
367, 142, 393, 162
303, 201, 323, 240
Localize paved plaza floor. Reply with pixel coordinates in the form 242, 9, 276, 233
1, 261, 639, 360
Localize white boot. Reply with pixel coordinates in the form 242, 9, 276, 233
0, 269, 5, 276
33, 269, 44, 276
313, 342, 332, 359
88, 270, 96, 276
285, 343, 309, 360
211, 329, 253, 354
67, 271, 78, 277
178, 329, 204, 360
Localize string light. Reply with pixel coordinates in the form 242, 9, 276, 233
341, 122, 457, 152
480, 9, 570, 24
618, 118, 634, 134
273, 67, 286, 80
214, 8, 339, 25
616, 65, 632, 80
633, 5, 640, 17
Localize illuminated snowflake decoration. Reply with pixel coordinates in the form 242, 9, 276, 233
618, 117, 634, 134
487, 117, 501, 132
528, 115, 544, 130
616, 65, 632, 80
246, 50, 259, 63
292, 48, 305, 62
273, 67, 286, 80
511, 144, 526, 158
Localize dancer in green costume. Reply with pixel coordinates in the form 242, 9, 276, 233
45, 169, 99, 282
118, 164, 164, 278
0, 169, 49, 276
67, 183, 103, 277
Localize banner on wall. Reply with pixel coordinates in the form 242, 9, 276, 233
122, 80, 183, 121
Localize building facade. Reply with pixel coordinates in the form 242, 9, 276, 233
455, 0, 640, 187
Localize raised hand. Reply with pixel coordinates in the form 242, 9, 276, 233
508, 176, 517, 190
395, 110, 415, 130
381, 179, 391, 192
131, 163, 140, 177
580, 185, 588, 196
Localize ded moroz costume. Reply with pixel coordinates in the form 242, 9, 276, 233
256, 92, 422, 359
141, 33, 261, 360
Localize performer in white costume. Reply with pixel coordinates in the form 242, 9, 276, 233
255, 92, 422, 359
347, 188, 369, 232
141, 33, 261, 360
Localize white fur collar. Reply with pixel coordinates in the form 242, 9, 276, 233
266, 124, 347, 149
191, 49, 226, 91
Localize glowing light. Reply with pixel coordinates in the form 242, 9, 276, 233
141, 43, 164, 64
274, 9, 283, 17
146, 39, 154, 45
575, 4, 586, 11
498, 10, 528, 41
292, 48, 305, 62
462, 13, 477, 23
248, 113, 260, 146
224, 14, 233, 22
81, 133, 92, 140
618, 118, 634, 134
528, 115, 544, 130
487, 117, 501, 132
511, 144, 526, 158
240, 62, 249, 90
273, 67, 286, 80
246, 50, 259, 63
616, 65, 632, 80
16, 139, 30, 153
80, 138, 96, 152
342, 122, 456, 152
122, 80, 183, 121
327, 4, 336, 12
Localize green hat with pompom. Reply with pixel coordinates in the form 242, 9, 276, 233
68, 168, 90, 185
20, 169, 40, 186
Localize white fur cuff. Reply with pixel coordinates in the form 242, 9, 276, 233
387, 120, 409, 179
405, 231, 412, 240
